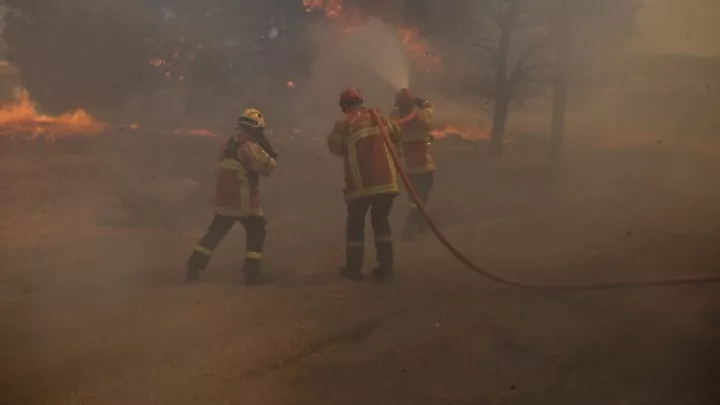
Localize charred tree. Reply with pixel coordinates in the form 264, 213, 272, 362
487, 0, 519, 159
1, 0, 310, 120
474, 0, 553, 159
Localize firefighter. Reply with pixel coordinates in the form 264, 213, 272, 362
186, 108, 278, 285
327, 88, 402, 281
391, 88, 435, 240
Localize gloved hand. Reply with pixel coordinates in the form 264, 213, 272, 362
256, 134, 278, 159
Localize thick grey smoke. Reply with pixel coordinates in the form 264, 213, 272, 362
634, 0, 720, 57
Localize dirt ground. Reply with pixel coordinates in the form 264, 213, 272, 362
1, 119, 719, 405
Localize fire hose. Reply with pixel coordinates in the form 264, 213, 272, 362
369, 108, 720, 290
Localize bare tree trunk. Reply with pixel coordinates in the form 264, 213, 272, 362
488, 0, 519, 160
489, 92, 510, 159
550, 0, 570, 162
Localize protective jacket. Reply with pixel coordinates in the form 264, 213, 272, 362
215, 130, 276, 217
391, 100, 435, 174
327, 107, 401, 201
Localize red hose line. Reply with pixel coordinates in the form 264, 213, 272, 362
370, 108, 720, 290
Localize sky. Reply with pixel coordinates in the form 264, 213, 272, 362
634, 0, 720, 57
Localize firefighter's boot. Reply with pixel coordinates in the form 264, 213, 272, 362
186, 250, 210, 283
372, 241, 394, 280
242, 257, 266, 286
342, 244, 364, 281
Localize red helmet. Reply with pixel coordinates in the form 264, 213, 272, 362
339, 88, 363, 111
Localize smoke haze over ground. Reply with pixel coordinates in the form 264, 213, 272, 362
1, 1, 719, 404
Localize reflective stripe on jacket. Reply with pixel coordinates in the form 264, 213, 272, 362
215, 131, 276, 217
327, 107, 401, 201
392, 102, 436, 174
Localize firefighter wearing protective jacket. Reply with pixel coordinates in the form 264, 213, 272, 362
391, 88, 435, 240
327, 88, 402, 281
186, 108, 278, 285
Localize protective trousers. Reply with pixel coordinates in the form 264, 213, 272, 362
187, 214, 267, 283
404, 171, 434, 237
344, 194, 395, 279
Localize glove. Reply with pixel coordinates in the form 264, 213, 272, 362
257, 135, 278, 159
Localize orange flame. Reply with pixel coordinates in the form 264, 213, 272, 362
302, 0, 440, 69
303, 0, 343, 18
169, 128, 218, 137
149, 58, 167, 68
396, 27, 442, 71
0, 88, 106, 141
431, 124, 489, 141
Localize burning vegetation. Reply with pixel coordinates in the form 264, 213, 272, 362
0, 88, 106, 141
303, 0, 440, 71
431, 124, 490, 141
303, 0, 343, 18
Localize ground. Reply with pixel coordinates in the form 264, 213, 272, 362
1, 120, 719, 405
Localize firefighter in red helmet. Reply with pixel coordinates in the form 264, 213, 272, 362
327, 88, 402, 281
391, 88, 435, 240
186, 108, 278, 285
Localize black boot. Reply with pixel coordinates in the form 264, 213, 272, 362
242, 258, 268, 286
372, 241, 394, 280
342, 245, 364, 281
186, 251, 210, 283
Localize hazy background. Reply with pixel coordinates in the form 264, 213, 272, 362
1, 1, 719, 405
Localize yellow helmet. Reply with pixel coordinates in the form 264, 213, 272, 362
237, 108, 266, 129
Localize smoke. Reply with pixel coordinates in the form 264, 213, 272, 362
634, 0, 720, 57
286, 16, 412, 130
335, 18, 410, 91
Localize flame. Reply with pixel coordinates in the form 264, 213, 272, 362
149, 58, 167, 68
303, 0, 343, 18
0, 88, 106, 141
302, 0, 440, 69
431, 124, 489, 141
169, 128, 218, 137
396, 27, 442, 71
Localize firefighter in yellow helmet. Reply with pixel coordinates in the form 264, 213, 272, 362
186, 108, 278, 285
391, 88, 435, 240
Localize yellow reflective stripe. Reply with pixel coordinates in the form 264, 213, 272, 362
385, 144, 397, 184
347, 142, 364, 190
219, 159, 245, 172
345, 126, 380, 146
345, 183, 399, 201
246, 251, 262, 260
346, 127, 379, 190
418, 107, 433, 125
194, 245, 213, 256
347, 241, 364, 247
251, 151, 276, 175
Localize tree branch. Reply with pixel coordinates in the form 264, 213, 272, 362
509, 61, 554, 86
507, 30, 555, 86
